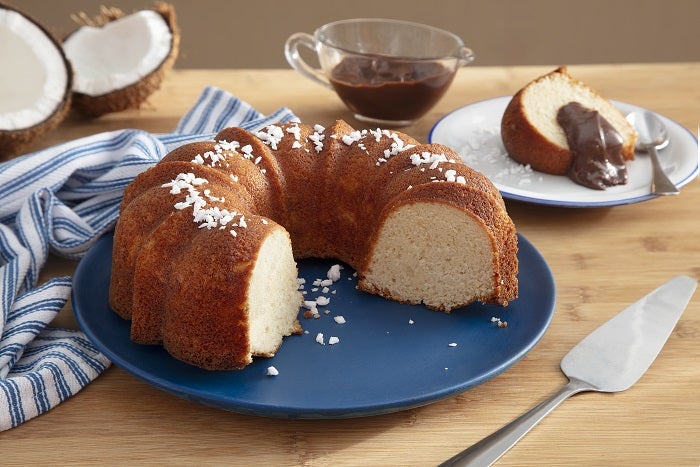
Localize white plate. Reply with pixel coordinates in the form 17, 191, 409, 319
428, 97, 699, 207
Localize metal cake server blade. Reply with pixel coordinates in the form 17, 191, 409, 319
440, 275, 697, 467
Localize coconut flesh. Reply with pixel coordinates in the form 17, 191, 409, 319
0, 5, 71, 156
64, 5, 178, 117
65, 10, 171, 97
0, 3, 178, 156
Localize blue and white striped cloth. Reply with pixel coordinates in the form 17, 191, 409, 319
0, 86, 298, 431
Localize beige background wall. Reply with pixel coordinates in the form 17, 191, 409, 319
13, 0, 700, 68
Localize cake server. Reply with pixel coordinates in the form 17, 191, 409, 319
440, 275, 697, 467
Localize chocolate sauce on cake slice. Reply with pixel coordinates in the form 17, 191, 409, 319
557, 102, 627, 190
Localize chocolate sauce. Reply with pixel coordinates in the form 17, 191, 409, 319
557, 102, 627, 190
329, 56, 454, 122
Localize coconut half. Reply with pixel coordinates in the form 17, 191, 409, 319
0, 3, 72, 158
64, 3, 179, 117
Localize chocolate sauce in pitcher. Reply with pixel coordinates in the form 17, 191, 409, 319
329, 56, 455, 122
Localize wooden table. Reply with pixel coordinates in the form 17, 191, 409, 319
5, 63, 699, 466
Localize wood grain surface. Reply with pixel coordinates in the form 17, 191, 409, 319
4, 63, 699, 466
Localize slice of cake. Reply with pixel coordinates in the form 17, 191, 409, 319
501, 66, 637, 177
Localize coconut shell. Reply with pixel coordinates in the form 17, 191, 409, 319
68, 2, 180, 118
0, 2, 73, 160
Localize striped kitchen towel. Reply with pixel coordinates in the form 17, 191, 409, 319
0, 86, 298, 431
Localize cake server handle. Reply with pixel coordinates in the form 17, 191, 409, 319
439, 378, 591, 467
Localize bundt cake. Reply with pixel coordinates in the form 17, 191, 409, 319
109, 120, 519, 370
501, 66, 637, 179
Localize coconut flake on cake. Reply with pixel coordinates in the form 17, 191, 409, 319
308, 124, 326, 152
162, 172, 248, 237
255, 124, 285, 150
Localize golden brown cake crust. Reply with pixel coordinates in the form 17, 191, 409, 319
109, 161, 256, 320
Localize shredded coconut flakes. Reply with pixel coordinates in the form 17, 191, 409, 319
286, 123, 301, 141
190, 140, 243, 168
327, 264, 343, 282
163, 173, 248, 238
255, 124, 285, 150
341, 130, 363, 146
309, 126, 325, 153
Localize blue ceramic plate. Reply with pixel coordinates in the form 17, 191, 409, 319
73, 232, 555, 418
429, 97, 699, 207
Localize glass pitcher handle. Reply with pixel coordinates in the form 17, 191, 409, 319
284, 33, 332, 90
459, 46, 476, 66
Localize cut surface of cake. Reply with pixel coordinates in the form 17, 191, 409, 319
246, 227, 303, 357
360, 201, 510, 311
110, 120, 519, 370
501, 66, 637, 180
